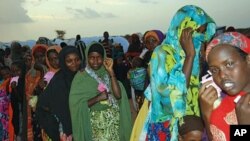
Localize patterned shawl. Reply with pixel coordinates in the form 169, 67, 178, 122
145, 5, 216, 141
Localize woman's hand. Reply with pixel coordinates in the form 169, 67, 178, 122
103, 57, 114, 74
180, 27, 195, 57
11, 81, 17, 89
199, 80, 218, 120
236, 94, 250, 124
38, 79, 47, 90
97, 91, 109, 101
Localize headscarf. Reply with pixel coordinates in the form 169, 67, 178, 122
32, 44, 48, 62
87, 43, 104, 57
69, 42, 132, 141
144, 30, 165, 45
36, 46, 80, 140
45, 45, 62, 72
178, 115, 204, 136
58, 46, 80, 78
206, 32, 250, 60
146, 5, 216, 141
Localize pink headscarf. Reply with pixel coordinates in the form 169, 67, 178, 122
206, 32, 250, 60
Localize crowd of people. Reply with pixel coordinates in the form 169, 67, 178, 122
0, 4, 250, 141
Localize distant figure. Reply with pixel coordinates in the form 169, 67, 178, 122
226, 26, 236, 32
10, 41, 23, 62
126, 33, 143, 62
75, 34, 86, 68
100, 31, 113, 58
60, 42, 67, 48
36, 37, 53, 46
4, 47, 12, 67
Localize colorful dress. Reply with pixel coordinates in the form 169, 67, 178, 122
137, 5, 216, 141
0, 79, 10, 140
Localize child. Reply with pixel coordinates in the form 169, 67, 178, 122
127, 57, 147, 110
178, 115, 204, 141
199, 32, 250, 141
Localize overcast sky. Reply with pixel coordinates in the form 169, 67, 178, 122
0, 0, 249, 42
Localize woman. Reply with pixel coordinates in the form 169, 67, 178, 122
199, 32, 250, 141
141, 30, 165, 67
135, 5, 216, 141
126, 33, 143, 61
36, 46, 81, 140
0, 66, 11, 140
24, 44, 48, 141
43, 45, 61, 87
69, 42, 132, 141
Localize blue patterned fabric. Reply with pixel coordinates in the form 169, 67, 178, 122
143, 5, 216, 141
129, 68, 147, 91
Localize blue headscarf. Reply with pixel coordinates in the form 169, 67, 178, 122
145, 5, 216, 141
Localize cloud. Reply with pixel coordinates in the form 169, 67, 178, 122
0, 0, 32, 24
139, 0, 158, 4
103, 13, 116, 18
66, 7, 117, 19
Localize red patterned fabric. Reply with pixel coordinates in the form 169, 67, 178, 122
206, 32, 250, 60
210, 91, 246, 141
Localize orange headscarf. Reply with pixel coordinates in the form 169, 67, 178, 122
45, 45, 62, 72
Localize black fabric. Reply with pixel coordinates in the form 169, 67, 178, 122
75, 40, 86, 68
88, 43, 105, 57
36, 46, 80, 140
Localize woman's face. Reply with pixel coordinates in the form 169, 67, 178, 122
208, 44, 250, 95
145, 36, 159, 51
11, 65, 21, 77
48, 51, 59, 69
34, 51, 46, 65
65, 53, 81, 72
88, 52, 104, 70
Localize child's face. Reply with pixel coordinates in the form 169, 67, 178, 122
208, 44, 250, 95
179, 130, 203, 141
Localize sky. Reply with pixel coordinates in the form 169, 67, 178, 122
0, 0, 249, 42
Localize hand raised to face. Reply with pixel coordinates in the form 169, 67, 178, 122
180, 27, 195, 57
103, 57, 114, 73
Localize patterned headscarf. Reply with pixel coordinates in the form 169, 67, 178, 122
143, 30, 165, 50
206, 32, 250, 60
145, 5, 216, 141
144, 30, 165, 44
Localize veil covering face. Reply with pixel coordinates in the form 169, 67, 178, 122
144, 5, 216, 141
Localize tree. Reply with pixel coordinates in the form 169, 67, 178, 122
55, 30, 66, 40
